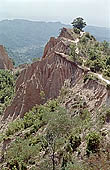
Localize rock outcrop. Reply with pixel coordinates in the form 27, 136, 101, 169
3, 28, 109, 120
0, 45, 13, 70
43, 28, 79, 59
4, 52, 83, 119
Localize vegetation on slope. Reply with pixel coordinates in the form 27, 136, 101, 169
0, 70, 15, 115
69, 31, 110, 79
0, 21, 110, 169
0, 96, 110, 170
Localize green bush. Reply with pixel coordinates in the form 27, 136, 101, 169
64, 162, 88, 170
6, 138, 41, 169
90, 60, 103, 72
68, 134, 81, 152
0, 70, 15, 114
5, 100, 60, 137
80, 36, 88, 43
80, 109, 90, 120
73, 28, 80, 34
6, 119, 24, 136
83, 74, 98, 83
86, 132, 100, 154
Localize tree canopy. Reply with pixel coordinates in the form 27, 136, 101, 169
71, 17, 86, 31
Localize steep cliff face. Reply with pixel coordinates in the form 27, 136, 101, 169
3, 28, 109, 120
0, 45, 13, 70
43, 28, 78, 59
4, 52, 83, 119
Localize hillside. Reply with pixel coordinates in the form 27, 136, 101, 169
0, 27, 110, 169
85, 26, 110, 42
0, 19, 109, 66
0, 19, 70, 66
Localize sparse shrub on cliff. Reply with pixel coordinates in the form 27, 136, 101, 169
46, 99, 59, 112
14, 70, 20, 79
68, 134, 81, 152
90, 59, 104, 72
106, 56, 110, 66
104, 65, 110, 78
60, 87, 69, 100
6, 119, 24, 136
83, 74, 98, 83
80, 108, 90, 120
80, 36, 88, 44
69, 43, 76, 61
86, 132, 100, 154
40, 90, 45, 100
106, 84, 110, 90
73, 28, 80, 34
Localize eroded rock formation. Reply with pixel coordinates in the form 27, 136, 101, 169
0, 45, 13, 70
3, 28, 109, 120
4, 52, 83, 119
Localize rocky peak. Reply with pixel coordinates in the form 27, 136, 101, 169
43, 27, 78, 59
0, 45, 14, 70
59, 27, 76, 40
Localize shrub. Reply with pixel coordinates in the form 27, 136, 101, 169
68, 134, 81, 152
6, 119, 24, 136
46, 99, 59, 112
73, 28, 80, 34
6, 138, 40, 169
80, 109, 90, 120
40, 90, 45, 100
106, 84, 110, 90
0, 70, 15, 114
83, 74, 98, 83
70, 43, 76, 60
80, 36, 88, 43
90, 59, 104, 72
86, 132, 100, 154
106, 56, 110, 66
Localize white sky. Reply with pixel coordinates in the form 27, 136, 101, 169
0, 0, 110, 27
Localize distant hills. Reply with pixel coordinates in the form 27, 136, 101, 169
85, 26, 110, 42
0, 19, 109, 65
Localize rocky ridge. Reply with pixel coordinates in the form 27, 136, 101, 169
0, 27, 110, 170
3, 28, 110, 120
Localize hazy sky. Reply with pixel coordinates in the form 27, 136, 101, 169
0, 0, 110, 27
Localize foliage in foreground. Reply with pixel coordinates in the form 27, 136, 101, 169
0, 70, 15, 115
0, 98, 109, 170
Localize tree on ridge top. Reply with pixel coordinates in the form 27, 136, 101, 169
71, 17, 87, 31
